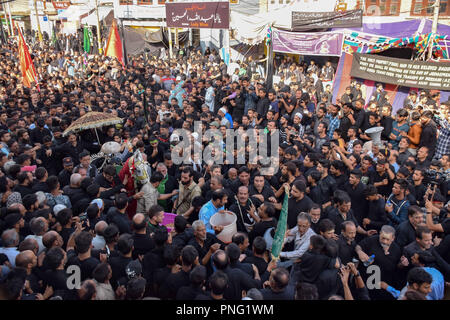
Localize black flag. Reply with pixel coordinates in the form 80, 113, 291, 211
266, 39, 274, 92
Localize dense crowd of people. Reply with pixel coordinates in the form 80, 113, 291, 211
0, 31, 449, 301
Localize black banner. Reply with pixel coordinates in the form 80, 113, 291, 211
351, 53, 450, 90
165, 2, 229, 29
291, 10, 362, 31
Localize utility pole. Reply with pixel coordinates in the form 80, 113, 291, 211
168, 26, 173, 59
0, 6, 5, 44
2, 5, 10, 37
6, 0, 13, 36
427, 0, 440, 60
33, 0, 43, 42
0, 5, 8, 40
120, 18, 128, 65
174, 27, 178, 49
95, 0, 102, 54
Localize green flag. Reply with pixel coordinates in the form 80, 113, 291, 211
271, 190, 289, 260
83, 25, 91, 54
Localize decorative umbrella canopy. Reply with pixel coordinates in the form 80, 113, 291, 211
63, 112, 123, 137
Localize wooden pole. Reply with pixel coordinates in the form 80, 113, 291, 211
33, 0, 43, 42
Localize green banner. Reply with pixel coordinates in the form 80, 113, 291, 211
271, 191, 289, 260
83, 25, 91, 54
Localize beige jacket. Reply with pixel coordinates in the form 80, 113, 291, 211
176, 182, 202, 215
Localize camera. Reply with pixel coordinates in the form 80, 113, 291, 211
424, 169, 445, 186
79, 212, 88, 221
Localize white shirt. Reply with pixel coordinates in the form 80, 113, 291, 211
280, 227, 316, 260
0, 247, 20, 267
92, 235, 106, 251
25, 235, 45, 255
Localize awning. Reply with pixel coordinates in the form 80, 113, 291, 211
230, 0, 348, 45
81, 7, 113, 26
57, 5, 91, 21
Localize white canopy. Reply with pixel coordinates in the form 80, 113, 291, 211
230, 0, 352, 45
81, 7, 113, 26
57, 5, 90, 21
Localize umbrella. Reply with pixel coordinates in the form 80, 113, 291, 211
63, 112, 123, 142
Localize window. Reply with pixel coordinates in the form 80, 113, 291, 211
411, 0, 450, 16
364, 0, 401, 15
390, 0, 399, 14
158, 0, 165, 4
119, 0, 133, 5
137, 0, 152, 4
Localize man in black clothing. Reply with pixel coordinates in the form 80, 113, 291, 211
171, 215, 194, 251
53, 208, 74, 249
66, 231, 101, 282
418, 110, 437, 159
327, 192, 376, 237
402, 225, 434, 262
227, 243, 253, 277
362, 185, 388, 232
36, 135, 59, 176
330, 160, 348, 191
410, 169, 426, 207
42, 247, 73, 298
54, 133, 97, 167
243, 237, 269, 276
337, 221, 358, 265
159, 245, 198, 300
15, 250, 42, 294
286, 180, 313, 229
176, 265, 207, 300
187, 220, 222, 276
62, 173, 85, 206
415, 147, 431, 169
369, 159, 394, 198
73, 151, 97, 179
260, 267, 295, 300
145, 137, 166, 166
30, 118, 52, 145
308, 204, 323, 234
248, 203, 277, 243
195, 270, 227, 300
356, 225, 403, 300
152, 244, 179, 297
395, 205, 425, 249
230, 166, 252, 196
248, 174, 276, 203
142, 229, 169, 295
255, 87, 270, 119
316, 159, 337, 209
32, 167, 50, 193
380, 104, 394, 142
211, 249, 261, 300
14, 172, 34, 198
94, 165, 125, 197
106, 193, 131, 235
343, 169, 367, 224
131, 214, 155, 259
58, 157, 74, 188
109, 234, 134, 289
229, 186, 260, 233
